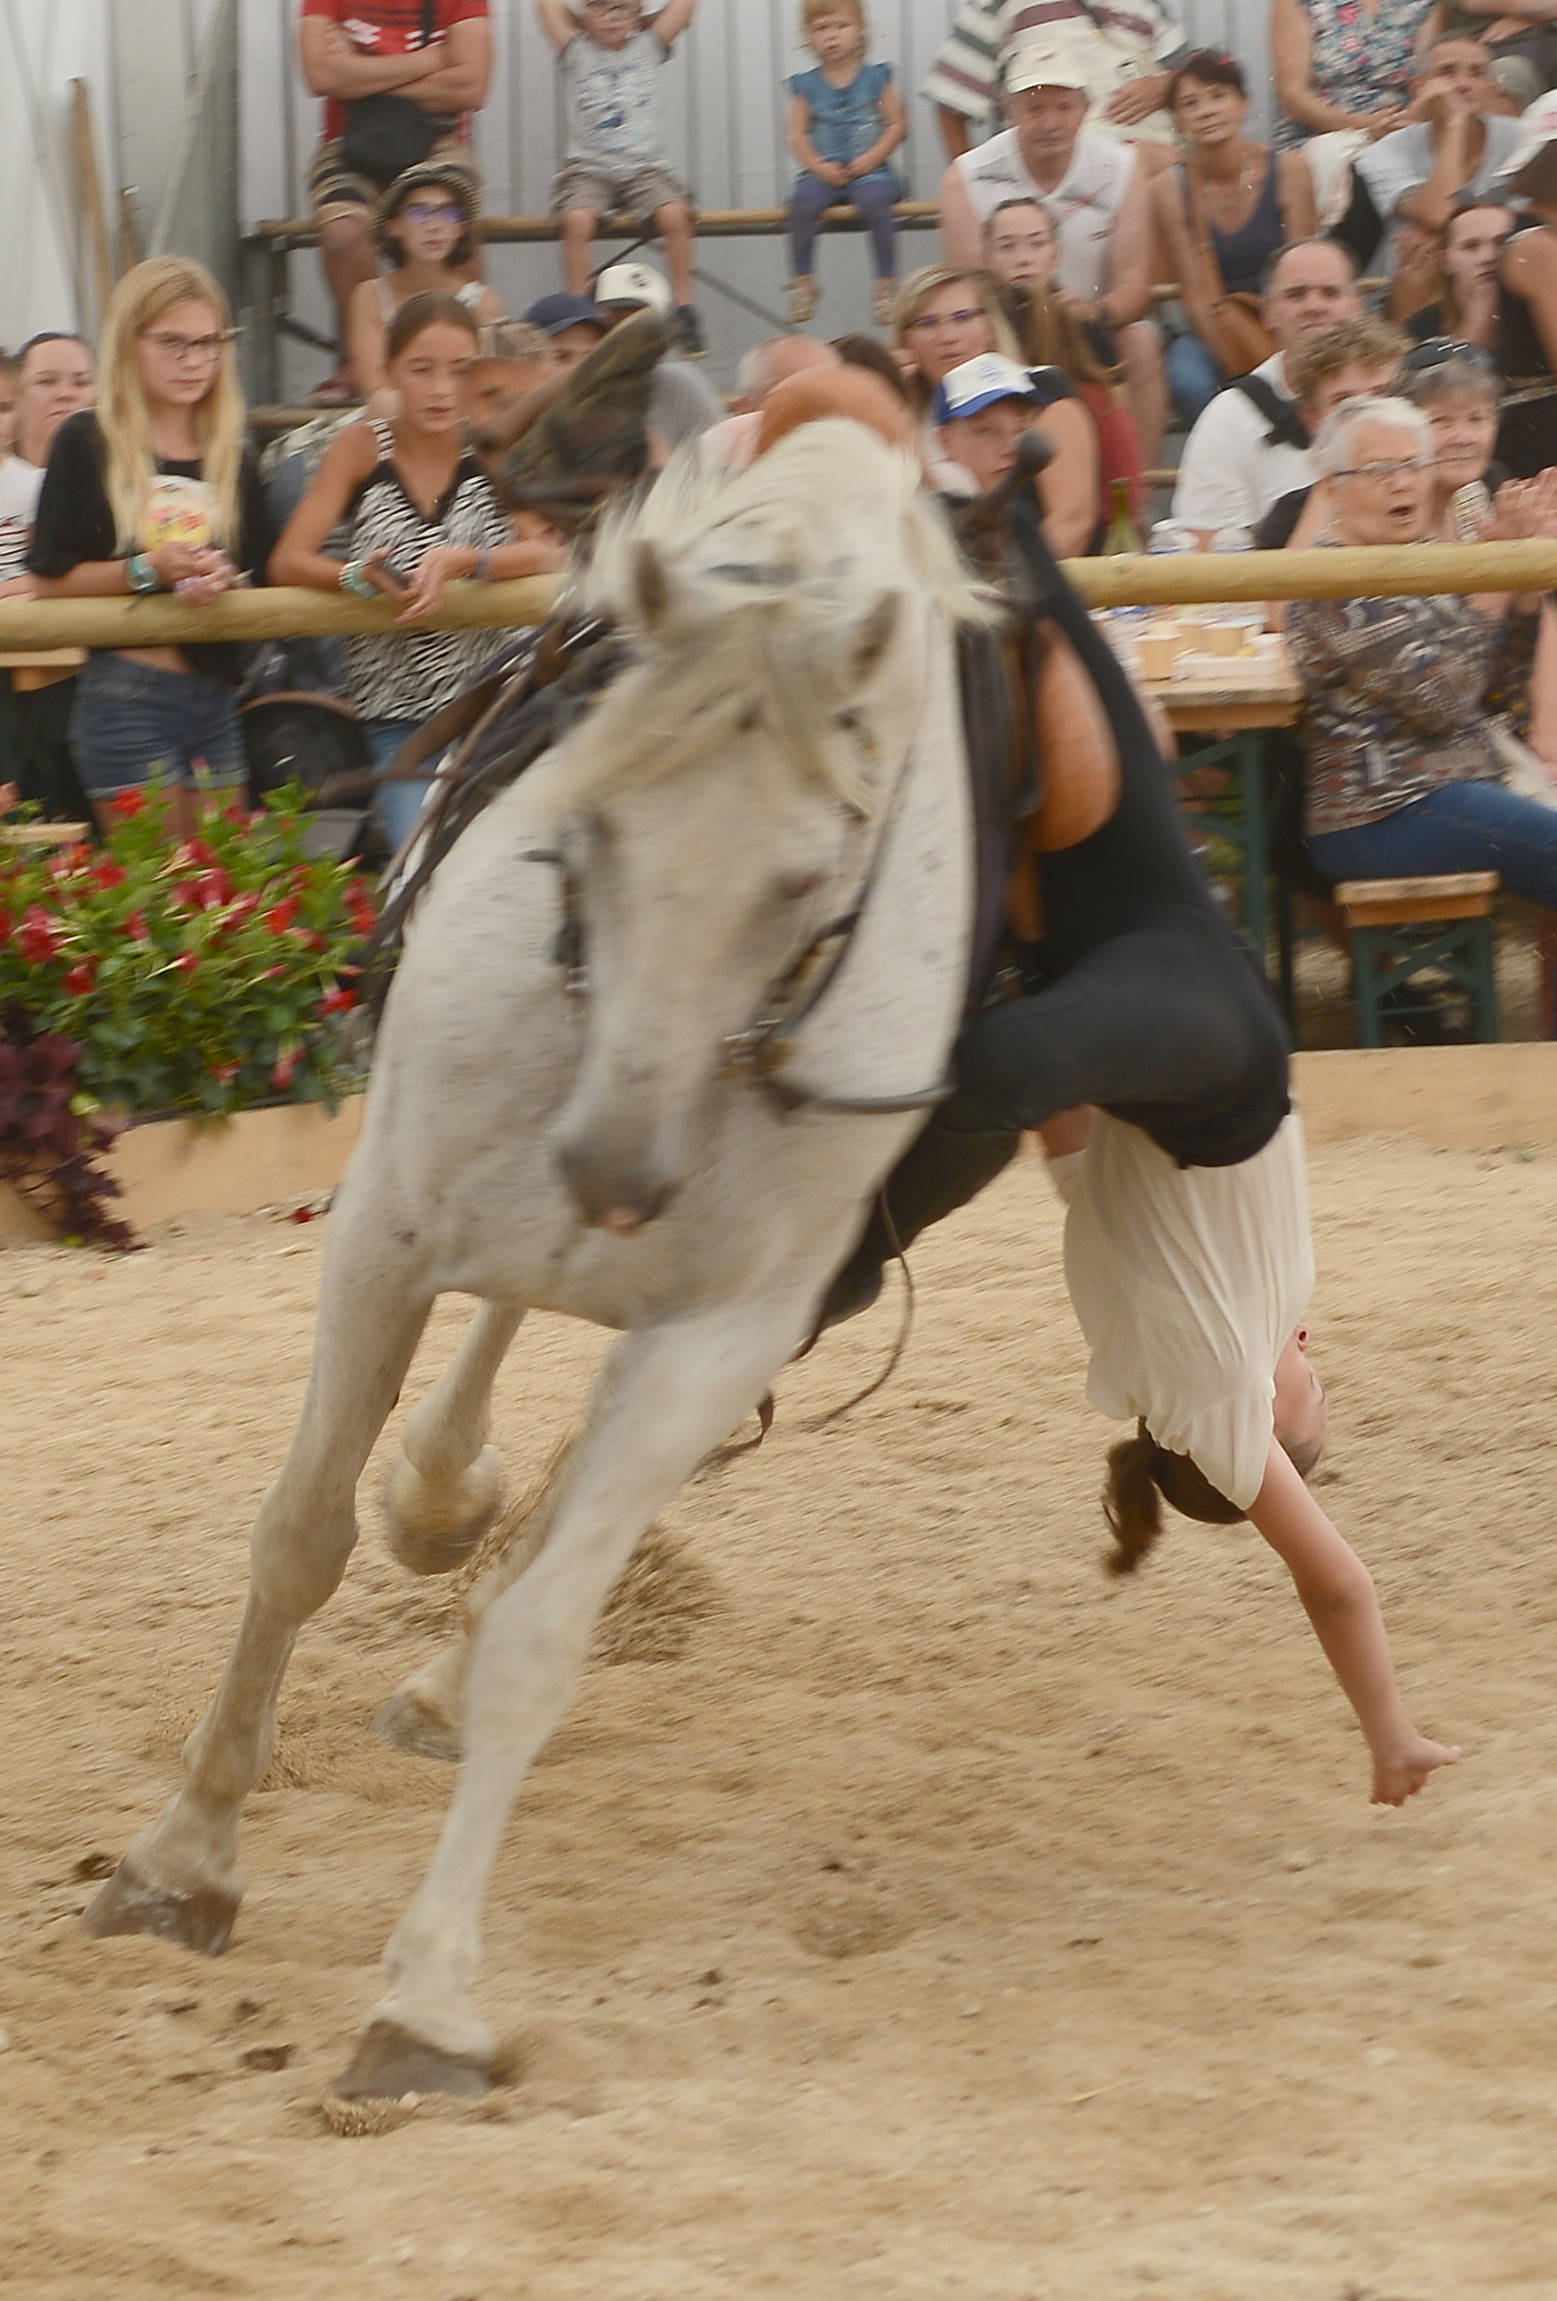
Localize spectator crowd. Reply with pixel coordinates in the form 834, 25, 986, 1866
2, 0, 1557, 1028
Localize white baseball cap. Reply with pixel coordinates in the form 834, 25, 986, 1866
933, 353, 1039, 425
1004, 40, 1090, 97
595, 260, 674, 316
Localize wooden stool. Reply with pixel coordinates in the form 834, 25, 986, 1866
1334, 874, 1500, 1049
1536, 910, 1557, 1041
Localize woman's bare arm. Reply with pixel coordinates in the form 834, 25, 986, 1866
1248, 1443, 1460, 1804
1035, 399, 1099, 560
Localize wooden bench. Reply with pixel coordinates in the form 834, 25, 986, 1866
1334, 873, 1501, 1047
242, 200, 943, 396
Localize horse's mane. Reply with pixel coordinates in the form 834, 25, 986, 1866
549, 421, 990, 813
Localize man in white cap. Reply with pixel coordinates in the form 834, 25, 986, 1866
589, 258, 724, 453
924, 0, 1188, 162
939, 40, 1164, 459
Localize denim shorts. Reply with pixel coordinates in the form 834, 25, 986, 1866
69, 652, 247, 800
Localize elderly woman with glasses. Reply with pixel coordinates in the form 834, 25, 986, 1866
1288, 394, 1557, 921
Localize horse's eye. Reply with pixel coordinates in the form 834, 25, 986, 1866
779, 871, 824, 902
738, 706, 761, 734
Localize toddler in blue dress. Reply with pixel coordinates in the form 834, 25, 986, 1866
785, 0, 906, 327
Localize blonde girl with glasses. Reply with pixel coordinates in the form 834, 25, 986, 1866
28, 256, 274, 840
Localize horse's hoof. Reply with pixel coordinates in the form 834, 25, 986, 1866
371, 1691, 463, 1765
383, 1447, 503, 1577
81, 1857, 240, 1956
335, 2018, 490, 2101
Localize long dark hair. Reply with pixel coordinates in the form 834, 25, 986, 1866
1102, 1418, 1324, 1575
386, 292, 481, 363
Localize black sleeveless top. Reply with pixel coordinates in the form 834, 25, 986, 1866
1182, 154, 1286, 299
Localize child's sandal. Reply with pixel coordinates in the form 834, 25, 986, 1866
873, 281, 897, 328
786, 278, 818, 325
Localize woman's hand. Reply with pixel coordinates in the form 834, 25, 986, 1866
395, 543, 470, 623
811, 159, 849, 189
147, 541, 231, 591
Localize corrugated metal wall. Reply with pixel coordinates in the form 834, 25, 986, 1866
240, 0, 1273, 220
237, 0, 1275, 391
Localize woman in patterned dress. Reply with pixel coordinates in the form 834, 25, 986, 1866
1271, 0, 1444, 148
272, 292, 565, 851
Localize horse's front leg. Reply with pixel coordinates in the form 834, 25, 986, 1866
334, 1284, 818, 2099
83, 1215, 435, 1955
382, 1297, 526, 1577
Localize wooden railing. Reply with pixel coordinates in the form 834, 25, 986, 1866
2, 541, 1555, 653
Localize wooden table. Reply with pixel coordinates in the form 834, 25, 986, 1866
0, 646, 86, 694
1139, 639, 1304, 973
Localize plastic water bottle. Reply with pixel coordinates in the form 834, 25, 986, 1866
1208, 524, 1255, 628
1147, 520, 1197, 555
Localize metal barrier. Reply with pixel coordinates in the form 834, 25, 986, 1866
3, 542, 1556, 652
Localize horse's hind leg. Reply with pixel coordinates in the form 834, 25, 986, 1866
83, 1218, 434, 1956
375, 1430, 573, 1765
336, 1290, 814, 2098
382, 1298, 525, 1578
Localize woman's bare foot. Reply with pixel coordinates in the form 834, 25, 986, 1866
1371, 1735, 1461, 1807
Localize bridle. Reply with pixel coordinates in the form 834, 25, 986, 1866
520, 686, 955, 1120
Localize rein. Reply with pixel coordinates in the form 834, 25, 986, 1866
523, 713, 954, 1120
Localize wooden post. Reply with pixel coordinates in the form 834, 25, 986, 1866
70, 79, 116, 321
118, 185, 142, 274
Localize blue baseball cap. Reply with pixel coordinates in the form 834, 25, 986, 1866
933, 353, 1041, 425
523, 292, 609, 338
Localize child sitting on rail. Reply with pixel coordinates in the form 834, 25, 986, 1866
785, 0, 906, 328
536, 0, 704, 356
1041, 1104, 1459, 1809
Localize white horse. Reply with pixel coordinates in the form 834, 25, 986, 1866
83, 420, 987, 2099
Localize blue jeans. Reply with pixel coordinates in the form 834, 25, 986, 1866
69, 652, 246, 799
787, 168, 898, 279
367, 718, 433, 851
1309, 779, 1557, 909
1167, 330, 1224, 430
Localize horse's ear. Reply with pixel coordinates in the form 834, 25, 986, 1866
851, 590, 900, 686
631, 539, 673, 634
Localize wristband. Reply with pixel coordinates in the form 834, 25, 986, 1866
339, 560, 378, 600
474, 543, 494, 583
126, 552, 162, 594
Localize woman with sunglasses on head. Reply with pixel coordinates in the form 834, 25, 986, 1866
1401, 336, 1557, 788
890, 263, 1101, 555
1152, 49, 1317, 428
348, 160, 503, 420
27, 257, 274, 841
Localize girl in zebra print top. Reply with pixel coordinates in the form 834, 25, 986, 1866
272, 292, 566, 851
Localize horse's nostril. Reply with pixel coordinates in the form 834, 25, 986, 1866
597, 1206, 647, 1237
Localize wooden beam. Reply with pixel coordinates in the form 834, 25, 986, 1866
70, 79, 115, 319
3, 540, 1556, 652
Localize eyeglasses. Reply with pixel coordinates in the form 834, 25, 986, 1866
402, 201, 465, 225
906, 307, 985, 335
141, 330, 236, 362
1399, 337, 1498, 376
1334, 458, 1433, 481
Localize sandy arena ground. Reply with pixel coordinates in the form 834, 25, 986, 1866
5, 1137, 1557, 2301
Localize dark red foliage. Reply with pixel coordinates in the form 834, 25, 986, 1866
0, 1011, 136, 1249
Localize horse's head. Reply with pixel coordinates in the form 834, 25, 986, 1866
543, 423, 984, 1235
